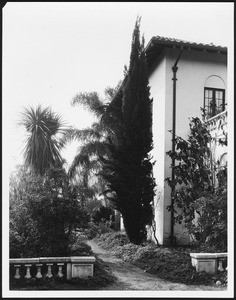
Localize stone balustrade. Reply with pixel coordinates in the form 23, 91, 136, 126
190, 253, 227, 274
204, 110, 227, 186
205, 110, 227, 134
10, 256, 96, 281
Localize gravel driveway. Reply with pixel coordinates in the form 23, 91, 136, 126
87, 240, 227, 291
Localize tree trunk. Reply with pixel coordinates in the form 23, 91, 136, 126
122, 208, 146, 244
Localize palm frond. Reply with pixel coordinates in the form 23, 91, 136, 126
71, 92, 106, 118
68, 154, 90, 179
62, 124, 105, 144
91, 122, 108, 137
68, 152, 102, 180
88, 159, 102, 174
79, 141, 110, 158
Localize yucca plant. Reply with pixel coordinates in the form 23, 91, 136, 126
20, 105, 66, 175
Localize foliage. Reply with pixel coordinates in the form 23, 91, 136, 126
62, 84, 121, 181
100, 17, 156, 244
165, 116, 212, 220
92, 205, 115, 229
9, 165, 90, 258
19, 105, 65, 175
84, 222, 114, 240
96, 231, 129, 248
61, 18, 156, 245
62, 18, 156, 245
85, 197, 103, 215
10, 166, 44, 258
187, 168, 227, 252
96, 232, 227, 286
165, 116, 227, 251
60, 83, 124, 213
69, 240, 93, 256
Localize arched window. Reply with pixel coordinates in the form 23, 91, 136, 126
204, 76, 226, 119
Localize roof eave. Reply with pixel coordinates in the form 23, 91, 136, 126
145, 36, 227, 55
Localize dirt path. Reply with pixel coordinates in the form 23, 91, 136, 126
87, 240, 227, 291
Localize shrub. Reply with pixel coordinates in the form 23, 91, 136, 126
188, 189, 227, 252
166, 116, 227, 251
113, 243, 140, 261
69, 241, 93, 256
9, 165, 90, 258
85, 222, 114, 240
96, 231, 129, 248
92, 206, 115, 229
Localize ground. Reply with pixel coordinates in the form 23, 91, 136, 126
87, 240, 227, 291
9, 235, 228, 292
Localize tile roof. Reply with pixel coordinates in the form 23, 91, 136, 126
145, 35, 227, 68
150, 36, 226, 51
145, 35, 227, 53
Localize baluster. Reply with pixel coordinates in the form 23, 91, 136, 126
46, 263, 53, 278
57, 263, 64, 278
36, 264, 43, 278
218, 259, 224, 272
14, 265, 21, 279
24, 264, 32, 279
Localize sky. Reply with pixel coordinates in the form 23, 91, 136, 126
3, 2, 234, 173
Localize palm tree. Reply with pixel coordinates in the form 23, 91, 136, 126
63, 85, 121, 176
20, 105, 65, 175
62, 84, 122, 204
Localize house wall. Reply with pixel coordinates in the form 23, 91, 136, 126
149, 47, 227, 245
148, 52, 166, 245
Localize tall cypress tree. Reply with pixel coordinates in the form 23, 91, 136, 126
101, 17, 156, 244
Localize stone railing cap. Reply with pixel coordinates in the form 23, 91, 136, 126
10, 258, 39, 264
39, 257, 71, 263
190, 253, 227, 259
70, 256, 96, 263
205, 110, 227, 124
10, 256, 96, 264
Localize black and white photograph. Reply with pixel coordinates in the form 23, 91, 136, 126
2, 2, 234, 298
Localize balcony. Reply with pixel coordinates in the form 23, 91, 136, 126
204, 110, 227, 186
205, 110, 227, 136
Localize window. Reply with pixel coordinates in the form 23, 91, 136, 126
204, 87, 225, 119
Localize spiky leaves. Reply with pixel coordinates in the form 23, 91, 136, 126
20, 105, 65, 175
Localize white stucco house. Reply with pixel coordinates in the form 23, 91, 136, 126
144, 36, 228, 245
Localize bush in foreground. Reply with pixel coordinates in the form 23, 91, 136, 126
10, 165, 90, 258
95, 232, 227, 286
